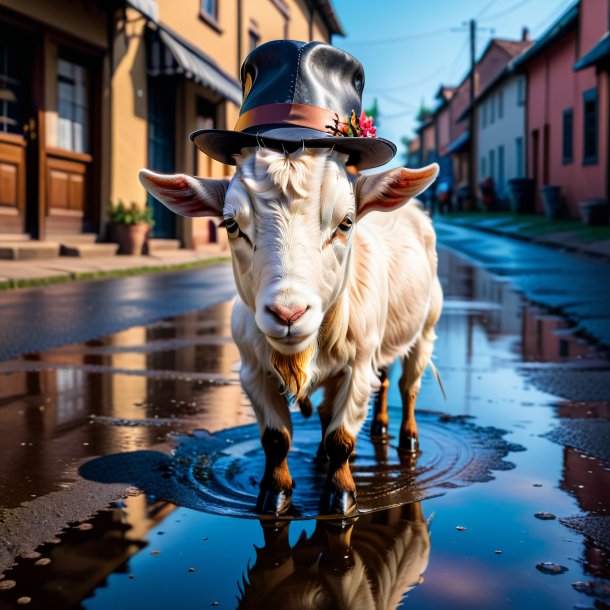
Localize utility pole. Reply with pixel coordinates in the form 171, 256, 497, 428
468, 18, 477, 211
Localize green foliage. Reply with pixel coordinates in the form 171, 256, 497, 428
108, 201, 155, 227
364, 98, 379, 123
416, 99, 433, 123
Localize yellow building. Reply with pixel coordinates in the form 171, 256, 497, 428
0, 0, 343, 251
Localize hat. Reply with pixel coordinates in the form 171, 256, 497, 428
190, 40, 396, 170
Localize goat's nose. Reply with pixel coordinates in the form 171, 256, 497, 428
265, 303, 308, 325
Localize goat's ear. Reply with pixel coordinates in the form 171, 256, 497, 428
355, 163, 439, 218
139, 169, 228, 217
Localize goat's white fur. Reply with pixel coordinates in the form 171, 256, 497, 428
139, 148, 441, 445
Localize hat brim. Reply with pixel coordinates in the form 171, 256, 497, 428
190, 126, 397, 170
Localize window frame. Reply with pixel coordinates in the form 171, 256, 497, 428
200, 0, 222, 32
562, 107, 573, 164
582, 87, 598, 165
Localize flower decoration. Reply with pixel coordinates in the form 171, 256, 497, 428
327, 110, 378, 138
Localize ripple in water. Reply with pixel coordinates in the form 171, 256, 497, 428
82, 411, 523, 519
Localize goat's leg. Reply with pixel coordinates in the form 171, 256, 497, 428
241, 364, 294, 515
320, 366, 371, 515
316, 377, 342, 461
321, 425, 357, 515
370, 366, 390, 438
399, 279, 442, 454
398, 336, 435, 453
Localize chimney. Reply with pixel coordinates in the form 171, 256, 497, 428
521, 27, 530, 41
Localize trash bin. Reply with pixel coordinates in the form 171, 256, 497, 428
507, 178, 535, 214
539, 185, 562, 219
579, 199, 608, 226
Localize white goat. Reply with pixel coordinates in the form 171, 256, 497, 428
140, 147, 441, 515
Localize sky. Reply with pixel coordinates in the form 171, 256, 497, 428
332, 0, 579, 166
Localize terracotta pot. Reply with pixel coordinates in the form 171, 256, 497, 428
110, 223, 150, 255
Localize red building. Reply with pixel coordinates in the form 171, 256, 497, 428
514, 0, 609, 218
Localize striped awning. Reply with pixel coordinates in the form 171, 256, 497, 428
147, 26, 242, 105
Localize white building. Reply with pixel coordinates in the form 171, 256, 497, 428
474, 67, 528, 200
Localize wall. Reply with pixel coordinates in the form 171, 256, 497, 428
527, 27, 607, 216
110, 10, 149, 208
476, 74, 526, 197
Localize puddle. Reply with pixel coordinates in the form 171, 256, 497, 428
80, 410, 522, 519
0, 246, 609, 609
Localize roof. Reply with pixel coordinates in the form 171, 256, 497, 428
311, 0, 345, 37
513, 3, 579, 69
574, 31, 610, 71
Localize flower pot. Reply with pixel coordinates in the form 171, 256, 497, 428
508, 178, 535, 214
579, 199, 608, 226
539, 185, 562, 220
110, 223, 150, 255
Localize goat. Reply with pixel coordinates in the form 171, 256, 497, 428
139, 147, 441, 516
237, 502, 430, 610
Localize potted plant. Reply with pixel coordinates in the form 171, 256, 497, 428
108, 201, 154, 255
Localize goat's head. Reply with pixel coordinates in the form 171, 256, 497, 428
140, 148, 438, 356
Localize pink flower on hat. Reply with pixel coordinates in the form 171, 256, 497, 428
359, 111, 377, 138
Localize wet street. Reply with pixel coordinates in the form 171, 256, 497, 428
1, 224, 609, 609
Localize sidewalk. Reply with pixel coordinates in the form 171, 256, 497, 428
0, 245, 230, 290
437, 212, 610, 260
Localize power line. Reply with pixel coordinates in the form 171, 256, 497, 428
476, 0, 499, 18
366, 66, 448, 93
377, 92, 419, 109
346, 27, 454, 47
531, 0, 577, 36
479, 0, 535, 23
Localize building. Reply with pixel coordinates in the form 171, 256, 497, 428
0, 0, 343, 253
467, 35, 532, 201
514, 0, 609, 218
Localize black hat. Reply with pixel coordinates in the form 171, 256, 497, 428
190, 40, 396, 170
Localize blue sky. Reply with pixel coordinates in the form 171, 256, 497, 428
332, 0, 578, 165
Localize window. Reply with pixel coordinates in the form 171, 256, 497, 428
562, 108, 573, 164
517, 76, 526, 106
498, 145, 505, 193
201, 0, 218, 21
248, 28, 260, 52
57, 57, 89, 153
481, 156, 487, 178
482, 102, 487, 128
515, 136, 523, 178
498, 90, 504, 119
490, 95, 495, 124
489, 149, 495, 179
583, 88, 598, 165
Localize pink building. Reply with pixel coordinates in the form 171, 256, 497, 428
515, 0, 610, 218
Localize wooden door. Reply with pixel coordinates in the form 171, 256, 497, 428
45, 53, 94, 236
0, 26, 31, 234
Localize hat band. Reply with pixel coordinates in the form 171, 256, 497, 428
234, 103, 337, 135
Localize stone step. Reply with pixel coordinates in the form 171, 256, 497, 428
60, 243, 119, 258
0, 233, 31, 242
0, 242, 60, 260
53, 233, 98, 245
146, 238, 182, 254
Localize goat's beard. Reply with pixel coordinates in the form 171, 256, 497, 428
271, 343, 316, 400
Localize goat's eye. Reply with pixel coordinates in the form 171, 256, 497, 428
336, 216, 353, 235
224, 218, 240, 240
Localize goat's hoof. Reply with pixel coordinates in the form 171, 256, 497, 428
398, 431, 420, 454
320, 489, 358, 516
370, 420, 388, 439
256, 488, 292, 516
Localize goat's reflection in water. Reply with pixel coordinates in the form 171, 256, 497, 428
237, 502, 430, 610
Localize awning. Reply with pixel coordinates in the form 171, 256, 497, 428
126, 0, 158, 22
574, 32, 610, 71
446, 131, 470, 155
147, 26, 242, 105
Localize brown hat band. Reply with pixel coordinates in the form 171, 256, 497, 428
234, 103, 338, 134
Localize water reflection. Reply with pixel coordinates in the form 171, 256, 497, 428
238, 503, 429, 610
